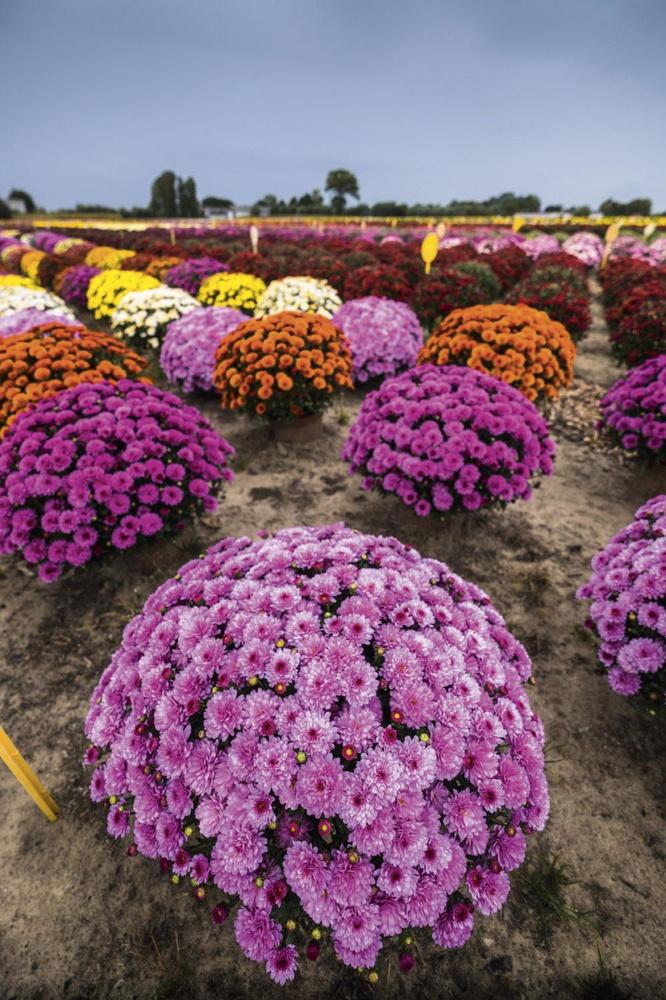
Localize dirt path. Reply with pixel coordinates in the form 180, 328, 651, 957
0, 286, 664, 999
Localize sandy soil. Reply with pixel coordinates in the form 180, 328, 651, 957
0, 284, 664, 1000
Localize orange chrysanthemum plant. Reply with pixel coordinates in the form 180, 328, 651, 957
213, 311, 353, 421
145, 256, 184, 280
0, 322, 149, 434
418, 303, 575, 403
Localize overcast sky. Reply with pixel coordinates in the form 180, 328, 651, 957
2, 0, 665, 211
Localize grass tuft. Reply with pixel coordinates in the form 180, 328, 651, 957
514, 849, 590, 938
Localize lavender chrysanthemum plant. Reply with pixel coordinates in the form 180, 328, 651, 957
331, 296, 424, 382
342, 366, 555, 516
0, 307, 80, 339
84, 523, 549, 985
577, 495, 665, 706
0, 380, 234, 581
160, 307, 246, 393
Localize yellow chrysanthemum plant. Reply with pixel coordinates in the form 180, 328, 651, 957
85, 246, 136, 270
86, 270, 161, 320
197, 272, 266, 314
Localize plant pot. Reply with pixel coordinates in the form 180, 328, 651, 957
271, 413, 324, 444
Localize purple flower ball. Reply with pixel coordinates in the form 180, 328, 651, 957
0, 379, 235, 581
577, 495, 665, 703
165, 258, 229, 297
160, 307, 246, 393
59, 266, 102, 309
600, 356, 666, 460
83, 522, 548, 982
342, 365, 556, 515
332, 296, 424, 382
0, 308, 80, 339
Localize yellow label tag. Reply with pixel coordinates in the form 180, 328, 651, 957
512, 217, 525, 233
170, 228, 176, 245
250, 225, 259, 254
436, 222, 447, 239
421, 232, 439, 275
0, 726, 59, 822
644, 221, 656, 238
605, 222, 621, 245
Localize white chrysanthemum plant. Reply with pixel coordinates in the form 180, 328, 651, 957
111, 286, 201, 349
0, 285, 76, 320
254, 276, 342, 319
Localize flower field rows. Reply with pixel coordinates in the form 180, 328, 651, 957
0, 218, 664, 996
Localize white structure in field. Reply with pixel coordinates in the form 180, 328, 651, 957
8, 196, 29, 214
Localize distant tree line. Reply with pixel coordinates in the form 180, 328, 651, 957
0, 172, 658, 219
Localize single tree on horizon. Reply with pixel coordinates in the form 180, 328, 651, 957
325, 168, 360, 214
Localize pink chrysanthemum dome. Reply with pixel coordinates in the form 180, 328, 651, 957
85, 522, 549, 984
577, 495, 665, 704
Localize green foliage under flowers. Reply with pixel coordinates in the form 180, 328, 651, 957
452, 260, 502, 300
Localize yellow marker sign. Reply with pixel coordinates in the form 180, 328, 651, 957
644, 222, 656, 239
421, 232, 439, 275
0, 726, 59, 821
601, 221, 622, 269
170, 228, 176, 245
436, 222, 447, 239
512, 217, 525, 233
249, 225, 259, 255
605, 222, 621, 245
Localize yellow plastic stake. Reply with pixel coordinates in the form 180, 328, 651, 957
420, 232, 439, 275
644, 221, 656, 239
436, 221, 447, 239
601, 221, 622, 269
0, 726, 59, 821
605, 221, 621, 245
512, 216, 525, 233
249, 225, 259, 255
170, 228, 176, 245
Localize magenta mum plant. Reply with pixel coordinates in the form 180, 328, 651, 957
342, 366, 555, 516
165, 258, 229, 297
161, 307, 246, 393
59, 265, 101, 308
84, 523, 548, 984
577, 495, 665, 704
0, 380, 234, 581
331, 296, 423, 382
600, 355, 666, 460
